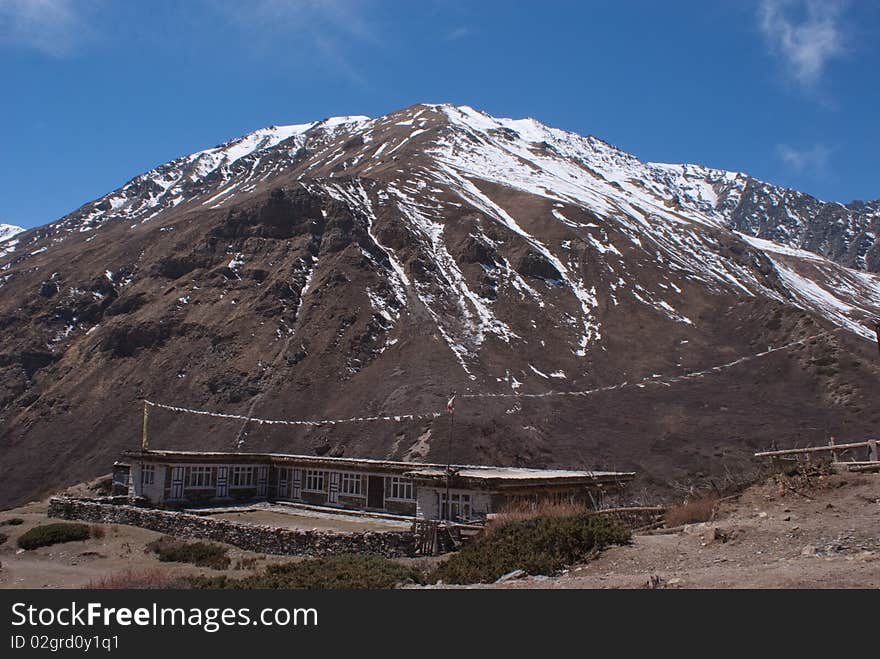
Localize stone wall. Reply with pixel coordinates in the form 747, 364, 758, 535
48, 497, 415, 558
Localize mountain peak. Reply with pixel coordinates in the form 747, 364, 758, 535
0, 223, 23, 246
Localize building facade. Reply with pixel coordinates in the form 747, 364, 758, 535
120, 450, 634, 522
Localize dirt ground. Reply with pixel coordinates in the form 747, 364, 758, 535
208, 506, 410, 532
479, 471, 880, 589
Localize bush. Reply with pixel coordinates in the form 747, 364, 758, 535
190, 554, 421, 590
664, 495, 719, 527
17, 523, 91, 550
431, 514, 631, 584
147, 536, 230, 569
1, 518, 24, 526
0, 532, 7, 546
89, 525, 106, 540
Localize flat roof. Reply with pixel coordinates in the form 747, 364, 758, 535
122, 449, 635, 486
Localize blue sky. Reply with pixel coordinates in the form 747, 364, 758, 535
2, 0, 878, 229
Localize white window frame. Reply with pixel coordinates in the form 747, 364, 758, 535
186, 466, 214, 489
304, 469, 326, 493
339, 472, 364, 497
387, 476, 415, 501
140, 464, 155, 486
230, 465, 255, 488
440, 491, 473, 521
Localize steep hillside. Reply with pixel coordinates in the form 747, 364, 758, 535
1, 104, 879, 507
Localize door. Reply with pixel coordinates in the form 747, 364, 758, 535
328, 472, 340, 505
170, 466, 184, 500
292, 469, 302, 500
257, 466, 268, 498
216, 466, 229, 498
367, 476, 384, 510
278, 468, 289, 499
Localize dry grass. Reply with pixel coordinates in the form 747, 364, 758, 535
86, 569, 190, 590
89, 525, 106, 539
488, 500, 589, 532
664, 495, 720, 527
234, 556, 259, 570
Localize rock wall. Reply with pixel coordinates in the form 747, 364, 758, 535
48, 496, 415, 558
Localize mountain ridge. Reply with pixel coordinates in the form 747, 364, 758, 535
5, 104, 876, 273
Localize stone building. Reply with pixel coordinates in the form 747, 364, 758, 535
119, 449, 634, 522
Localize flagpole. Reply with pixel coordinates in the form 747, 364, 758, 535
142, 400, 149, 452
445, 391, 455, 522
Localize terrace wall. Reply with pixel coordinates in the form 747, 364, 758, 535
47, 496, 415, 558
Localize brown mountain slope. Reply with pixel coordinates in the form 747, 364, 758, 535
1, 104, 879, 507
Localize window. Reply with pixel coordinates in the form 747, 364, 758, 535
186, 466, 214, 488
440, 492, 472, 521
340, 472, 363, 496
304, 470, 325, 492
141, 465, 155, 486
230, 466, 255, 488
388, 477, 414, 501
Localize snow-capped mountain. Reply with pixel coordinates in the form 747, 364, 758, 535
0, 223, 22, 241
0, 223, 23, 257
1, 103, 878, 507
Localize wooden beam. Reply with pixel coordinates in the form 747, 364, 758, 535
755, 441, 878, 457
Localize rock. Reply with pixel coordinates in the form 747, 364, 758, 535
801, 545, 817, 557
702, 526, 729, 545
757, 512, 768, 518
495, 569, 527, 583
683, 522, 709, 535
644, 575, 664, 589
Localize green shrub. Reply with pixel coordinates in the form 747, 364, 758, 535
17, 523, 91, 550
190, 554, 421, 590
431, 514, 630, 584
147, 536, 230, 569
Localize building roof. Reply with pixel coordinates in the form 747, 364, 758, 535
122, 449, 634, 488
402, 465, 633, 488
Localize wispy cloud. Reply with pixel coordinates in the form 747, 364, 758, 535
210, 0, 377, 85
775, 143, 832, 176
445, 26, 474, 41
0, 0, 90, 56
758, 0, 848, 87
